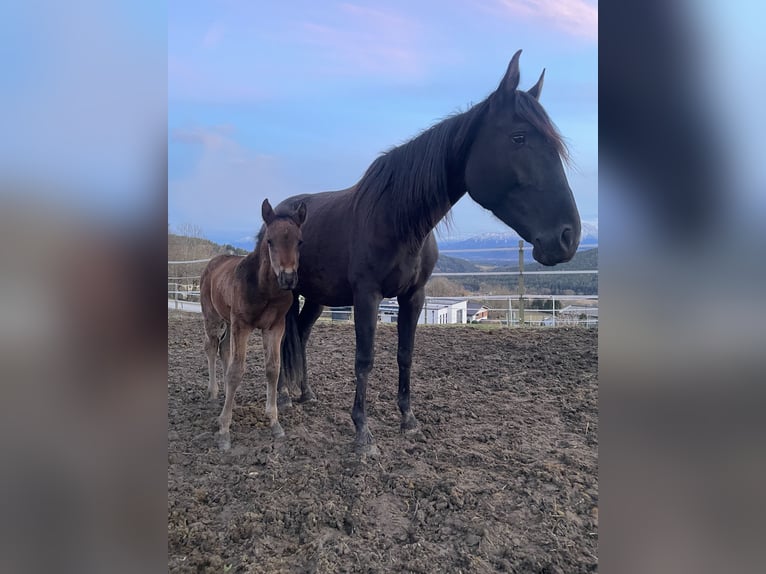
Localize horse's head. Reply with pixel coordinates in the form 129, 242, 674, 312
261, 198, 307, 290
465, 50, 581, 266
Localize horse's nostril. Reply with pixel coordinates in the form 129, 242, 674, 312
560, 226, 574, 250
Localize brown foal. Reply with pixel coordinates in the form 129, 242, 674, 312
200, 198, 306, 450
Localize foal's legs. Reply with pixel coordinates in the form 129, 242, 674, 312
262, 321, 286, 438
351, 290, 382, 454
295, 300, 324, 402
397, 288, 425, 432
203, 318, 226, 401
218, 326, 231, 378
217, 321, 250, 451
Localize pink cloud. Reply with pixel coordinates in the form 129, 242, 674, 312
487, 0, 598, 42
299, 4, 424, 80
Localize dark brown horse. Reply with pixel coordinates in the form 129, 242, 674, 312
200, 199, 306, 450
275, 51, 581, 455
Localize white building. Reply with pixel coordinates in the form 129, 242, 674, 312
375, 298, 469, 325
417, 298, 468, 325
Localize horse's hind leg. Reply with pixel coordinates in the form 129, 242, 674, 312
262, 321, 286, 438
217, 321, 249, 451
277, 297, 323, 408
295, 300, 324, 403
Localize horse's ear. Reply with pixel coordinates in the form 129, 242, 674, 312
497, 49, 522, 99
527, 68, 545, 100
261, 198, 275, 224
293, 201, 307, 226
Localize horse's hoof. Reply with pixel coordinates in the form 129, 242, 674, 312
400, 412, 419, 432
354, 427, 378, 456
296, 389, 317, 404
217, 431, 231, 451
403, 427, 426, 443
277, 395, 293, 410
355, 442, 380, 458
271, 422, 285, 439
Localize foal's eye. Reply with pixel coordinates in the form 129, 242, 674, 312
512, 133, 526, 145
298, 240, 304, 247
267, 239, 273, 246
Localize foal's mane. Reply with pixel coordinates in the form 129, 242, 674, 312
352, 89, 568, 242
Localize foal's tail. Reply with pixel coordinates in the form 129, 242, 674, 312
279, 295, 303, 396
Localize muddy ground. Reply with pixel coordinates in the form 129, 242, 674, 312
168, 311, 598, 573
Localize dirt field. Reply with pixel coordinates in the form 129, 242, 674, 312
168, 311, 598, 573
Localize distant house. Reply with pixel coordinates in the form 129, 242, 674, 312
333, 298, 471, 325
559, 305, 599, 326
417, 298, 468, 325
466, 301, 490, 323
378, 300, 400, 323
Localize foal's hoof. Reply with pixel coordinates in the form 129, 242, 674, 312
217, 431, 231, 451
271, 422, 285, 439
277, 394, 293, 410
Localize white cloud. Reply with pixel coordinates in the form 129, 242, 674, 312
169, 127, 298, 236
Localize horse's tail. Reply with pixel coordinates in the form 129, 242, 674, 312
279, 295, 303, 396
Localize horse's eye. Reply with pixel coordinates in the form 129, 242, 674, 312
267, 239, 273, 246
512, 133, 526, 145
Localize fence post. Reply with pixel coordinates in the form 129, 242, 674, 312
174, 281, 179, 310
552, 294, 556, 326
518, 240, 525, 327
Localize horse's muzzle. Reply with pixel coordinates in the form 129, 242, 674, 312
277, 271, 298, 290
532, 224, 580, 266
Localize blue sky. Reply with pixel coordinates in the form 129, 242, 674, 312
169, 0, 598, 247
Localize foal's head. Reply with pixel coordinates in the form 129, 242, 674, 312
261, 198, 307, 290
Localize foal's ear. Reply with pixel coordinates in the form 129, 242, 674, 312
497, 49, 522, 99
527, 68, 545, 100
261, 198, 275, 224
293, 201, 307, 226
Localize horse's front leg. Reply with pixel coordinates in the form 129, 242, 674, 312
217, 320, 250, 451
351, 290, 382, 455
397, 289, 425, 433
262, 321, 286, 438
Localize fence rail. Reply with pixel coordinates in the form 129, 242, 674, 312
168, 240, 598, 327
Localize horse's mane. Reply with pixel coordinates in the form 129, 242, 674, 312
351, 89, 568, 242
352, 99, 491, 241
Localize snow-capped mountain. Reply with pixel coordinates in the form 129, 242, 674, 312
438, 221, 597, 262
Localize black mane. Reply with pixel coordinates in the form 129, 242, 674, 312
351, 89, 568, 243
352, 99, 491, 242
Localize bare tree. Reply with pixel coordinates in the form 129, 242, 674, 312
427, 277, 466, 297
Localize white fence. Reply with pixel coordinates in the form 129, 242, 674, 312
168, 241, 598, 327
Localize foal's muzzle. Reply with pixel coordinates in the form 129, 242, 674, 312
277, 270, 298, 290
